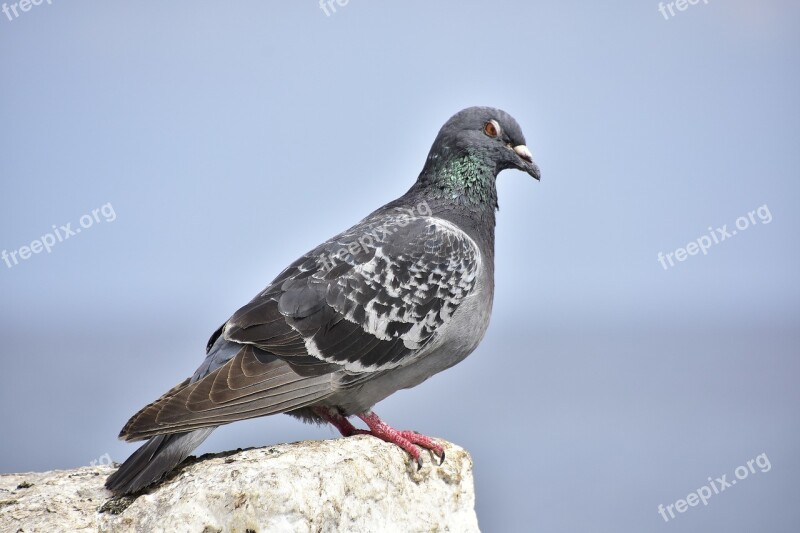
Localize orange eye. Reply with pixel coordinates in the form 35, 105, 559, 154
483, 120, 499, 138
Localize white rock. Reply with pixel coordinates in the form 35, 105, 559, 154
0, 436, 479, 532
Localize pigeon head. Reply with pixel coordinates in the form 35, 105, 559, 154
416, 107, 540, 208
422, 107, 540, 180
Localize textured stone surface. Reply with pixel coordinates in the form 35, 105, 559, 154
0, 436, 479, 532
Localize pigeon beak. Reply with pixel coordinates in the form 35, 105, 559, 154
513, 144, 541, 181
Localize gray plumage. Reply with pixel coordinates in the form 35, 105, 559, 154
106, 106, 540, 495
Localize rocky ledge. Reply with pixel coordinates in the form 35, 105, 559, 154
0, 436, 479, 532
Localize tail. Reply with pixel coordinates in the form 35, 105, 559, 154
104, 427, 215, 495
106, 337, 333, 495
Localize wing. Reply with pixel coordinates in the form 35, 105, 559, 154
224, 210, 482, 374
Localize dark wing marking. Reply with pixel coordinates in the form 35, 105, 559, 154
224, 213, 481, 373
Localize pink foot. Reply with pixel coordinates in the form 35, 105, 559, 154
357, 411, 445, 467
313, 407, 445, 466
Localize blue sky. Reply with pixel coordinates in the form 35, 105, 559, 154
1, 1, 798, 531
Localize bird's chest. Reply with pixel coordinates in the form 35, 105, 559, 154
428, 261, 494, 366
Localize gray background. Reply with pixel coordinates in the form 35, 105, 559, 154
1, 1, 798, 531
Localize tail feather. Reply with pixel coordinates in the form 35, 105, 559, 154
104, 427, 215, 495
106, 340, 335, 495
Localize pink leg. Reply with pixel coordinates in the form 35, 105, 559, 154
313, 407, 445, 466
313, 406, 360, 436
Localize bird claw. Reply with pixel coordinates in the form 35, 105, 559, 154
317, 408, 446, 467
397, 430, 445, 466
354, 411, 445, 468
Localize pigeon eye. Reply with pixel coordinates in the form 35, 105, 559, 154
483, 120, 500, 138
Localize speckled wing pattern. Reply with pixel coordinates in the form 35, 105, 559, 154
223, 209, 481, 374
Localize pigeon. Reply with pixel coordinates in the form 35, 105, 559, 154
105, 106, 540, 495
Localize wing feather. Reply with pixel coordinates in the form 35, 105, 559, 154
224, 213, 480, 373
120, 345, 332, 440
